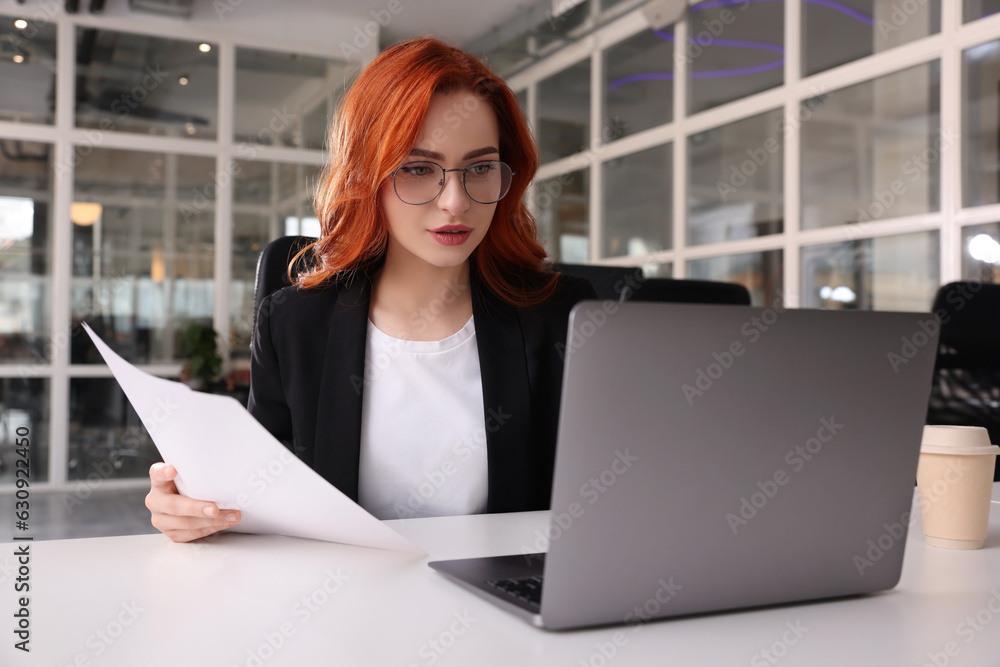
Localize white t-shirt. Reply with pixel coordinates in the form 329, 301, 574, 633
358, 316, 489, 520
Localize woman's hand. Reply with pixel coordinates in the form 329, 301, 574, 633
145, 462, 241, 543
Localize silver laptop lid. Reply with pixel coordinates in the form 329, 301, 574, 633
541, 301, 938, 629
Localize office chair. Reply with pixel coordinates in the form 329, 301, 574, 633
554, 263, 751, 305
250, 249, 750, 337
251, 235, 318, 336
925, 281, 1000, 480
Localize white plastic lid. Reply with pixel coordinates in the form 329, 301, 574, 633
921, 425, 1000, 456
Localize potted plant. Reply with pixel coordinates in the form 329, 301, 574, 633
179, 322, 222, 391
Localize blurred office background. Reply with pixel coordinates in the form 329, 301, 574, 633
1, 0, 999, 504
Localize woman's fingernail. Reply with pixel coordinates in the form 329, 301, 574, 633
202, 506, 216, 517
225, 512, 239, 522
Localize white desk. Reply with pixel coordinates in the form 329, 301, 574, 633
2, 485, 999, 667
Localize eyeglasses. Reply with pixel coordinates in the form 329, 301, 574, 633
390, 160, 514, 205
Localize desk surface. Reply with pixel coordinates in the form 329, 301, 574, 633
2, 485, 999, 667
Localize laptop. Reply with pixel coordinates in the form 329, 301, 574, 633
429, 300, 940, 630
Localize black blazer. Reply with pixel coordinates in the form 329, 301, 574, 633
247, 272, 596, 513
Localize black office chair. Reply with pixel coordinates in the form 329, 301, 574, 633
251, 249, 750, 337
252, 235, 318, 336
554, 263, 751, 305
925, 281, 1000, 480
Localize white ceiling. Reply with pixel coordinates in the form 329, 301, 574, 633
110, 0, 539, 50
262, 0, 534, 46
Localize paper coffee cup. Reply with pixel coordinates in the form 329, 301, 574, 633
917, 425, 999, 550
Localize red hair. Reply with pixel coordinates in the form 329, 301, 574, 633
296, 36, 556, 307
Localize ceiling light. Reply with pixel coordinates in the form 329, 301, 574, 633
12, 54, 24, 64
151, 245, 165, 283
831, 286, 856, 302
14, 19, 28, 29
128, 0, 195, 19
178, 75, 189, 85
185, 123, 196, 135
71, 202, 103, 226
969, 233, 1000, 264
819, 285, 856, 303
641, 0, 688, 30
198, 43, 212, 53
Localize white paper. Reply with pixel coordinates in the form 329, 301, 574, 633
83, 323, 423, 553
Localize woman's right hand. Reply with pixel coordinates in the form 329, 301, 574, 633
146, 462, 241, 543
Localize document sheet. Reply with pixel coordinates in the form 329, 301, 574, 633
83, 323, 423, 553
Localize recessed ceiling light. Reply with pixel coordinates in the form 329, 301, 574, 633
12, 54, 24, 64
185, 123, 196, 135
198, 43, 212, 53
178, 75, 189, 85
14, 19, 28, 29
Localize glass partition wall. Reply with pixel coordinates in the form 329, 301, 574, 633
499, 0, 1000, 310
0, 16, 343, 487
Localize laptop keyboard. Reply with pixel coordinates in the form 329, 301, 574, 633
486, 575, 544, 610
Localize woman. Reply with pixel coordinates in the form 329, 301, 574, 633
146, 36, 596, 542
